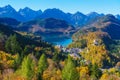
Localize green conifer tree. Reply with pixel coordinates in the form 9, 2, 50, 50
38, 54, 48, 74
5, 34, 22, 54
62, 56, 79, 80
20, 55, 35, 80
90, 64, 102, 79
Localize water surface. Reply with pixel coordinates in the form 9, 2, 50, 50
42, 34, 72, 47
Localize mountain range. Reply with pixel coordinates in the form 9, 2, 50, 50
0, 16, 75, 34
0, 5, 24, 21
74, 14, 120, 40
1, 5, 120, 41
0, 5, 120, 26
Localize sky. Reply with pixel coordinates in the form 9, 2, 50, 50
0, 0, 120, 14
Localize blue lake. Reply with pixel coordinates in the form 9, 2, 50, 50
41, 34, 73, 47
52, 38, 72, 47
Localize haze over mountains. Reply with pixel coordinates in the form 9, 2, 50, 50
0, 5, 120, 26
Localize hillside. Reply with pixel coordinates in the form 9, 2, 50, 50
0, 23, 53, 50
75, 14, 120, 40
0, 18, 20, 28
17, 18, 75, 35
68, 15, 120, 68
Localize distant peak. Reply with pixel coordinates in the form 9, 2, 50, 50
90, 12, 98, 14
51, 8, 60, 10
5, 4, 11, 7
74, 11, 85, 16
44, 8, 62, 12
24, 7, 32, 10
116, 14, 120, 16
19, 7, 34, 12
3, 5, 13, 9
105, 14, 116, 19
21, 7, 33, 11
75, 11, 83, 14
87, 12, 99, 16
19, 7, 42, 13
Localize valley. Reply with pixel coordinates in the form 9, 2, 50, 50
0, 4, 120, 80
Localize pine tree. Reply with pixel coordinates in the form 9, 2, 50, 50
52, 52, 60, 63
20, 55, 35, 80
38, 54, 48, 74
5, 34, 22, 54
62, 56, 79, 80
0, 33, 6, 50
13, 54, 21, 70
90, 64, 102, 79
21, 46, 30, 56
5, 35, 11, 53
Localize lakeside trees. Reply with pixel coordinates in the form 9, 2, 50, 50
0, 32, 120, 80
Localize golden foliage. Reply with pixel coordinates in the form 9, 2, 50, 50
42, 59, 62, 80
0, 51, 17, 69
78, 66, 90, 80
80, 32, 111, 67
100, 68, 120, 80
34, 47, 42, 51
100, 73, 120, 80
42, 69, 62, 80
